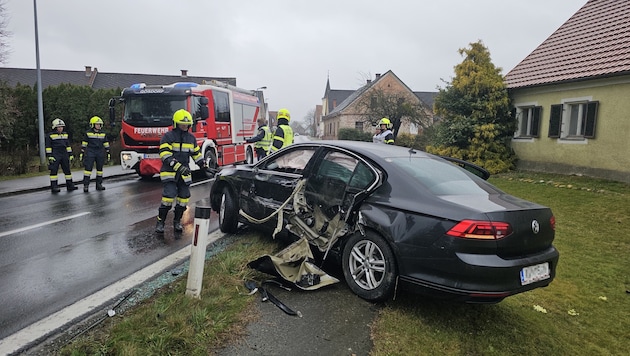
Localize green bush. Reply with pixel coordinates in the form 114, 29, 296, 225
338, 128, 372, 142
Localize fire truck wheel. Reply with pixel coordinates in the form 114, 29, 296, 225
204, 149, 218, 178
246, 147, 254, 164
219, 187, 239, 233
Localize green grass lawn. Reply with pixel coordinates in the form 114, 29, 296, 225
371, 172, 629, 355
60, 172, 629, 355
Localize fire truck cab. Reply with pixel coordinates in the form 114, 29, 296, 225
109, 81, 260, 178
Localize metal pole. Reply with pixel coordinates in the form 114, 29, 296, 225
33, 0, 46, 168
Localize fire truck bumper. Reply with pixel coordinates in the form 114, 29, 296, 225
121, 151, 161, 176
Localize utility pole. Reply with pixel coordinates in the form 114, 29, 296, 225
33, 0, 46, 169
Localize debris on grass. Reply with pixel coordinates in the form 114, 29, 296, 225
533, 305, 548, 313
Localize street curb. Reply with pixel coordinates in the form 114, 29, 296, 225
0, 172, 137, 198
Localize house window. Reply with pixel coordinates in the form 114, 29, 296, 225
548, 101, 598, 139
355, 121, 363, 131
409, 123, 418, 135
515, 106, 541, 138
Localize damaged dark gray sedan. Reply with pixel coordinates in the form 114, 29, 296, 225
209, 140, 559, 303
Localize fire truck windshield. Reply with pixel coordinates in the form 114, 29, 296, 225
123, 95, 187, 127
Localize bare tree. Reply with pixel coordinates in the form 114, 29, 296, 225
354, 88, 432, 139
0, 1, 16, 146
0, 0, 10, 65
302, 108, 316, 136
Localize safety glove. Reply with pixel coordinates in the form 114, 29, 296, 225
69, 155, 74, 162
48, 156, 56, 163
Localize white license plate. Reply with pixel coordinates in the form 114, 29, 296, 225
520, 262, 550, 285
143, 154, 160, 159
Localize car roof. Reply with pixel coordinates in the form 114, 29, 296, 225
292, 140, 432, 163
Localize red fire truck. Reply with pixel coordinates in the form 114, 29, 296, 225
108, 81, 262, 178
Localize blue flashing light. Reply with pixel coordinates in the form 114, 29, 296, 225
173, 82, 198, 88
130, 83, 146, 90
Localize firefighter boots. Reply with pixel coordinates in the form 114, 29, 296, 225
67, 181, 78, 191
96, 176, 105, 190
156, 205, 170, 233
173, 206, 186, 232
83, 185, 89, 192
50, 182, 61, 194
155, 219, 165, 233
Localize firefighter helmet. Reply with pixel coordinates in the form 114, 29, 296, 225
173, 109, 193, 126
52, 118, 66, 129
89, 116, 104, 128
378, 117, 392, 129
277, 108, 291, 122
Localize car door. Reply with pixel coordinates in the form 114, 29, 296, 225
242, 146, 319, 230
300, 148, 382, 251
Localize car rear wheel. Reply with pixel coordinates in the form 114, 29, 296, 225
204, 149, 218, 178
219, 187, 239, 233
342, 231, 397, 302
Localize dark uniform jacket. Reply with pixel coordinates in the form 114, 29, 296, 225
45, 130, 73, 159
158, 128, 204, 183
81, 129, 110, 157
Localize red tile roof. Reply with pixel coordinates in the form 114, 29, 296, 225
505, 0, 630, 88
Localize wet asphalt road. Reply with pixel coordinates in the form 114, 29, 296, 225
0, 175, 216, 340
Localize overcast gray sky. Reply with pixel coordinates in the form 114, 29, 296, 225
3, 0, 586, 122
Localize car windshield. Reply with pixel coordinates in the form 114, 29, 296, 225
123, 95, 187, 127
389, 156, 489, 195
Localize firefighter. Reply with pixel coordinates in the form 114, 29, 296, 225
155, 109, 206, 233
269, 108, 294, 154
373, 117, 395, 144
246, 117, 273, 161
45, 118, 78, 193
80, 116, 110, 192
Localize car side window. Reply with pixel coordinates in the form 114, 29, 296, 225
262, 148, 316, 174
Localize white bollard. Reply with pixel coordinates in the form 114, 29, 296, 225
185, 206, 211, 299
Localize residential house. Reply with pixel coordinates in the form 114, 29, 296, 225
320, 71, 437, 140
505, 0, 630, 183
0, 65, 236, 90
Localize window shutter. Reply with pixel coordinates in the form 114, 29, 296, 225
548, 104, 562, 138
584, 101, 598, 138
532, 106, 542, 137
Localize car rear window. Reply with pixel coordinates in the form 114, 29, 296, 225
389, 157, 489, 195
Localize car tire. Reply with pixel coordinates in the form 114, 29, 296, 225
342, 231, 397, 302
246, 146, 254, 164
219, 186, 239, 233
204, 149, 218, 178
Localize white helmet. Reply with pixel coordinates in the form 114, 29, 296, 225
52, 118, 66, 129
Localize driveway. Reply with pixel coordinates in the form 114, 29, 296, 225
217, 281, 379, 356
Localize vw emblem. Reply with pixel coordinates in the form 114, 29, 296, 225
531, 220, 540, 234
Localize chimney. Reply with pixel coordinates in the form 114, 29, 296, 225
181, 69, 188, 77
366, 79, 372, 84
85, 66, 92, 77
375, 73, 381, 79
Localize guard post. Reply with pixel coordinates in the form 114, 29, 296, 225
185, 206, 211, 299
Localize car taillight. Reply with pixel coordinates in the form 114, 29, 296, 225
446, 220, 513, 240
550, 215, 556, 231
